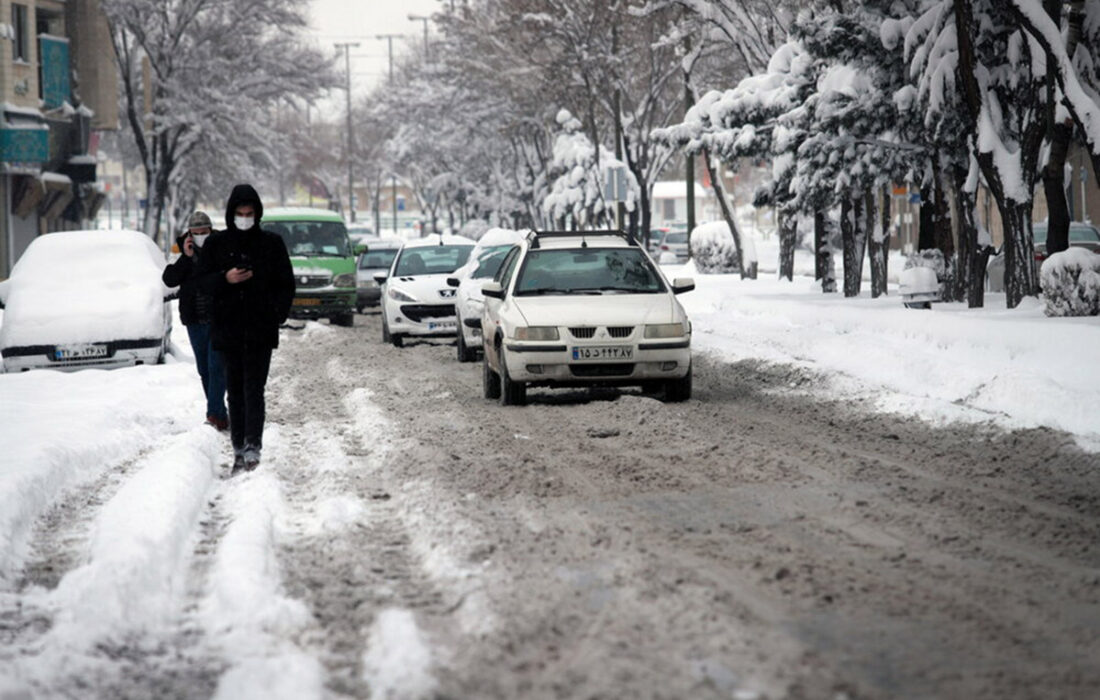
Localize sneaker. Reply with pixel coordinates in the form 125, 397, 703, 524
243, 445, 261, 471
232, 452, 246, 471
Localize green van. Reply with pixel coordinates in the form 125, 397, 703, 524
264, 207, 357, 326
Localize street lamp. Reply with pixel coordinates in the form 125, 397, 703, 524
376, 34, 403, 84
334, 42, 359, 222
408, 14, 430, 61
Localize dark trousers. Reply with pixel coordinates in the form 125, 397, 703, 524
221, 344, 273, 451
186, 323, 227, 421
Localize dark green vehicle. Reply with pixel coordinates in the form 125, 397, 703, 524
264, 207, 357, 326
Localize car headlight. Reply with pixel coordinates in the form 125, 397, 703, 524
514, 326, 559, 341
644, 322, 686, 338
334, 273, 356, 288
388, 287, 418, 302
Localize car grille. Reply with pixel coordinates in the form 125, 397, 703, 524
570, 363, 635, 377
607, 326, 634, 338
297, 274, 331, 289
570, 327, 596, 339
401, 304, 455, 322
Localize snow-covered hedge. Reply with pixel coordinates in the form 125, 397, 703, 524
1040, 249, 1100, 317
691, 221, 742, 274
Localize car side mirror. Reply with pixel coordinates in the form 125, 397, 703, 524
446, 277, 460, 288
671, 277, 695, 294
373, 271, 388, 284
482, 281, 504, 299
0, 279, 8, 308
354, 244, 367, 255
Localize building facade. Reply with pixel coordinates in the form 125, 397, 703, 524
0, 0, 117, 277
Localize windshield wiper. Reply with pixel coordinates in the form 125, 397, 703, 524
572, 286, 652, 294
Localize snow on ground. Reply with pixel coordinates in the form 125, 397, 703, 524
666, 260, 1100, 449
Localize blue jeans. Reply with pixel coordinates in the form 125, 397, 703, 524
186, 323, 228, 421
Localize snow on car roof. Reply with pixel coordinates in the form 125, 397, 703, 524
0, 230, 168, 349
534, 233, 633, 249
401, 233, 476, 249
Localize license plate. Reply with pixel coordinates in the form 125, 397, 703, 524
572, 345, 633, 361
55, 344, 108, 360
428, 321, 456, 331
293, 298, 322, 306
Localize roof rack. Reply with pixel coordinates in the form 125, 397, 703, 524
528, 229, 638, 249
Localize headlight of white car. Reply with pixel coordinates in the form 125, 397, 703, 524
644, 323, 686, 338
334, 273, 356, 287
388, 287, 418, 302
514, 326, 559, 341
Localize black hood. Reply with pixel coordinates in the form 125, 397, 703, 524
225, 184, 264, 232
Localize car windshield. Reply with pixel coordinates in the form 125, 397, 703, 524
394, 244, 473, 276
1034, 224, 1100, 244
513, 248, 666, 296
268, 220, 351, 257
664, 232, 688, 244
358, 249, 398, 269
472, 245, 515, 279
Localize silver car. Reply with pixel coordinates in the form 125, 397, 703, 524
987, 222, 1100, 292
657, 230, 689, 263
355, 238, 402, 311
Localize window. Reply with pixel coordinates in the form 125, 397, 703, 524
358, 249, 397, 269
662, 198, 676, 221
472, 245, 515, 279
393, 245, 473, 276
267, 221, 351, 257
11, 4, 27, 62
513, 248, 665, 296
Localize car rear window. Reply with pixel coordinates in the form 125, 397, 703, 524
394, 245, 473, 276
513, 248, 665, 296
664, 232, 688, 243
359, 249, 397, 269
1070, 225, 1100, 242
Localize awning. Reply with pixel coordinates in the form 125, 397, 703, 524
41, 172, 73, 220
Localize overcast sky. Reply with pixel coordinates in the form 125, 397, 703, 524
307, 0, 442, 98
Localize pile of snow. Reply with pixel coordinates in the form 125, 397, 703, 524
0, 230, 168, 349
690, 221, 741, 274
1040, 248, 1100, 317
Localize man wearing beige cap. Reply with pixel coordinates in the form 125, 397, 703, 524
163, 210, 229, 430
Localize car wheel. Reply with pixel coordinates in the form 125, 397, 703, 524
356, 305, 364, 314
156, 336, 168, 365
664, 363, 692, 403
499, 349, 526, 406
382, 315, 391, 343
392, 333, 404, 348
456, 324, 476, 363
332, 311, 355, 327
483, 352, 501, 399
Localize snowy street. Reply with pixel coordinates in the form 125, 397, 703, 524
2, 283, 1098, 699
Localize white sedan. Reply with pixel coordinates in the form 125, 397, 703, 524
480, 231, 694, 405
448, 227, 529, 362
376, 234, 475, 348
0, 230, 173, 372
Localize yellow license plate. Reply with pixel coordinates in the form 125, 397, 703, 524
293, 298, 322, 306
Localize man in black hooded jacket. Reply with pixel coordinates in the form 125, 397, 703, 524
197, 184, 295, 471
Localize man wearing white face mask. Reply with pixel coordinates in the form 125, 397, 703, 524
163, 210, 229, 431
197, 184, 295, 472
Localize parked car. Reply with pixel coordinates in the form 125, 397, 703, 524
656, 229, 689, 263
375, 234, 475, 348
480, 230, 694, 406
264, 207, 357, 326
355, 238, 402, 312
986, 222, 1100, 292
0, 230, 173, 372
448, 228, 529, 362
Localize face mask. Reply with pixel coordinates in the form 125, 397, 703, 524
235, 216, 254, 231
192, 233, 210, 248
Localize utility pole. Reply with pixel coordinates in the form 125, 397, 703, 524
334, 42, 359, 221
612, 21, 626, 233
376, 34, 401, 83
377, 34, 403, 234
684, 35, 696, 236
408, 14, 431, 61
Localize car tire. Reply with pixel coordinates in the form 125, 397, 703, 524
456, 324, 476, 363
483, 352, 501, 399
356, 305, 364, 314
382, 315, 391, 343
499, 349, 526, 406
664, 363, 692, 403
332, 311, 355, 327
392, 333, 404, 348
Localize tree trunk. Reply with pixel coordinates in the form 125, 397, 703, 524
841, 194, 866, 297
700, 147, 746, 277
869, 187, 889, 298
1039, 0, 1082, 256
814, 210, 828, 281
778, 209, 796, 282
1003, 202, 1040, 308
949, 167, 986, 308
918, 180, 935, 251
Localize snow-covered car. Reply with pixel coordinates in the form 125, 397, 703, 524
987, 222, 1100, 292
376, 234, 475, 347
480, 230, 695, 406
448, 227, 529, 362
355, 238, 402, 311
0, 230, 173, 373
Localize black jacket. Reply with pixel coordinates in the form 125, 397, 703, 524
196, 184, 295, 350
162, 239, 215, 326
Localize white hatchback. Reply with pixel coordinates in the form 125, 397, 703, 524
448, 227, 529, 363
480, 231, 694, 405
375, 234, 475, 347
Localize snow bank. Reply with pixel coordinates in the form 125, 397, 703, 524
1040, 248, 1100, 317
690, 221, 740, 274
669, 267, 1100, 448
0, 229, 168, 349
